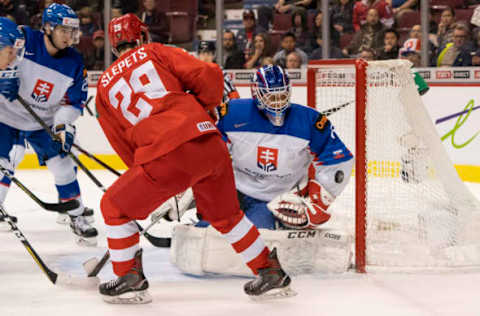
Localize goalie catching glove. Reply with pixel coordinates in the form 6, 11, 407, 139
267, 179, 333, 229
52, 123, 76, 154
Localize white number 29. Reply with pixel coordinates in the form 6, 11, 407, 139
108, 60, 167, 125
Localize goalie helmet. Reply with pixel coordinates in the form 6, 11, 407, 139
42, 3, 80, 45
251, 65, 291, 126
108, 13, 150, 55
0, 17, 25, 63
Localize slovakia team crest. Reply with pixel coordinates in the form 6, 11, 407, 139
31, 79, 54, 103
257, 146, 278, 172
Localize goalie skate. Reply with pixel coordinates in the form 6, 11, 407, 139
70, 215, 98, 246
99, 249, 152, 304
57, 207, 94, 225
244, 248, 297, 301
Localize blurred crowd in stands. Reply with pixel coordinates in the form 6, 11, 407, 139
1, 0, 480, 70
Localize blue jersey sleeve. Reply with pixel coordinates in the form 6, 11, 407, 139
308, 113, 353, 166
65, 58, 87, 112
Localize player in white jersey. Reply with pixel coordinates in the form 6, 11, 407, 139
197, 65, 354, 230
0, 17, 26, 226
0, 4, 98, 245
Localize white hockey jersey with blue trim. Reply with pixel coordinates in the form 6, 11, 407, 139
0, 26, 87, 131
217, 99, 353, 202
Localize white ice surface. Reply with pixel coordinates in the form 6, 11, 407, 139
1, 170, 480, 316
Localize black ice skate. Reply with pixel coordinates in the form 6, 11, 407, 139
57, 207, 94, 225
69, 214, 98, 246
99, 249, 151, 304
0, 213, 17, 231
244, 248, 297, 300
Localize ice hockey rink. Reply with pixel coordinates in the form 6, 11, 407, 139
1, 170, 480, 316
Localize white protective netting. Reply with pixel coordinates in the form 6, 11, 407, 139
309, 59, 480, 271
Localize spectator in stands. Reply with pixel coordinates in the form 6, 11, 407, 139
273, 32, 309, 68
223, 30, 245, 70
437, 23, 474, 67
472, 29, 480, 66
386, 0, 418, 20
261, 56, 275, 66
359, 47, 377, 60
257, 0, 317, 31
274, 0, 316, 14
111, 6, 123, 19
407, 24, 437, 66
0, 0, 31, 25
376, 28, 399, 60
236, 9, 266, 53
245, 32, 274, 69
436, 7, 457, 49
309, 32, 344, 59
78, 6, 98, 37
30, 0, 54, 29
137, 0, 168, 43
91, 29, 105, 70
331, 0, 355, 35
343, 8, 385, 57
353, 0, 393, 32
399, 38, 421, 67
309, 10, 340, 52
289, 10, 310, 52
285, 51, 302, 68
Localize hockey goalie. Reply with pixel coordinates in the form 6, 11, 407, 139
168, 65, 355, 276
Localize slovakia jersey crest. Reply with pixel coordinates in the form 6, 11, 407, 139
31, 79, 54, 103
257, 146, 278, 172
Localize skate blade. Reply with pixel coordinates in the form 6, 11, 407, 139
249, 286, 297, 301
57, 214, 94, 225
102, 290, 152, 304
75, 236, 98, 247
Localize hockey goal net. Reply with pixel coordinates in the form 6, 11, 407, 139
307, 59, 480, 272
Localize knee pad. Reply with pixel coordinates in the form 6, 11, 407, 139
45, 155, 76, 186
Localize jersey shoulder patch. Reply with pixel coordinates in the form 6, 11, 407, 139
314, 114, 330, 131
218, 101, 228, 118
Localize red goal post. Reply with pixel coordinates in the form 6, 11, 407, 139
306, 59, 480, 273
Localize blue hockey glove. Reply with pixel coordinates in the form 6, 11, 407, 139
52, 123, 76, 155
0, 75, 19, 102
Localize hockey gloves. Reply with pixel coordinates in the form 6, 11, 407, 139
0, 70, 19, 102
267, 179, 333, 229
52, 123, 76, 156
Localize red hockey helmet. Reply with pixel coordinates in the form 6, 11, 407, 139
108, 13, 150, 54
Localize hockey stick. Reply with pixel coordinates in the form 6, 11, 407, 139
72, 144, 122, 177
0, 165, 79, 212
0, 204, 99, 288
83, 96, 94, 116
17, 95, 109, 192
84, 212, 169, 277
320, 100, 355, 117
0, 204, 58, 283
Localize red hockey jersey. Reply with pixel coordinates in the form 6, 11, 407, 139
96, 43, 223, 167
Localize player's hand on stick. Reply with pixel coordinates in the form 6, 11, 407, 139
267, 180, 333, 229
52, 123, 76, 155
0, 70, 19, 102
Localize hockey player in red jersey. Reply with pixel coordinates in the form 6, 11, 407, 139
95, 13, 295, 304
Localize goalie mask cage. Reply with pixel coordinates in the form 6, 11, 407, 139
307, 59, 480, 273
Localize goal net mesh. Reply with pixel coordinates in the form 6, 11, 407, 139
308, 59, 480, 271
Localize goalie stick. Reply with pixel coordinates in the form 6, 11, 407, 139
0, 204, 98, 287
0, 165, 79, 212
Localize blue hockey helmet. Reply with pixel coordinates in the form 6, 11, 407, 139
0, 17, 25, 66
42, 3, 80, 45
251, 65, 291, 126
